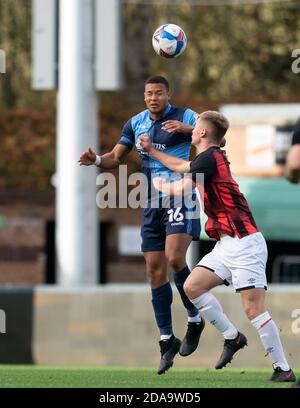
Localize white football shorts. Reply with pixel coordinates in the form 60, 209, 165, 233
197, 232, 268, 292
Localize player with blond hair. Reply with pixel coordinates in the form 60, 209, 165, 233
139, 111, 296, 382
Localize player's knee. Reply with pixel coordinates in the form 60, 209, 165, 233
166, 253, 185, 271
183, 280, 192, 298
183, 280, 200, 300
243, 304, 264, 321
145, 257, 161, 273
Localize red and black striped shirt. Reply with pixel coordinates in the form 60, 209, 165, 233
190, 146, 258, 240
292, 119, 300, 145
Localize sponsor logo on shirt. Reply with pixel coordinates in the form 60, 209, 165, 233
136, 142, 166, 154
153, 143, 166, 150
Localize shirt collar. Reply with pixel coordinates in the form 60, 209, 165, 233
149, 103, 172, 121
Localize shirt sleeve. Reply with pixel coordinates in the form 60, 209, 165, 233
189, 152, 217, 183
182, 108, 198, 127
118, 119, 135, 149
292, 120, 300, 145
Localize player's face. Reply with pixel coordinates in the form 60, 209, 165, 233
144, 83, 170, 115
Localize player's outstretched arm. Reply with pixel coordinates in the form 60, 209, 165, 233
78, 144, 130, 169
152, 176, 195, 196
285, 144, 300, 184
138, 134, 191, 174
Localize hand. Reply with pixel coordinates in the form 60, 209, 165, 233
138, 134, 154, 153
162, 120, 193, 133
78, 147, 97, 166
152, 177, 166, 192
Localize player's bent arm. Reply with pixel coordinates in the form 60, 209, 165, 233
98, 144, 131, 169
285, 144, 300, 184
138, 134, 191, 173
153, 176, 195, 196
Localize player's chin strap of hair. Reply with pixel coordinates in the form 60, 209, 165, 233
94, 155, 101, 167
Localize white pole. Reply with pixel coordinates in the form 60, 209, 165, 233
56, 0, 99, 285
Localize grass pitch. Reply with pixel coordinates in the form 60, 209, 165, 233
0, 366, 298, 388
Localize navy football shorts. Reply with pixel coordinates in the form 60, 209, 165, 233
141, 196, 201, 252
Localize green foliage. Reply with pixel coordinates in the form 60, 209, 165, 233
149, 3, 300, 101
0, 108, 56, 190
0, 0, 31, 107
0, 0, 56, 108
0, 1, 299, 106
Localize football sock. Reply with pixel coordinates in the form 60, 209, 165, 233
160, 334, 173, 341
191, 292, 238, 339
174, 266, 200, 318
151, 282, 173, 336
251, 311, 290, 371
188, 315, 202, 324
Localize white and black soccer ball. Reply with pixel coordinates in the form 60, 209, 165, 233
152, 24, 187, 59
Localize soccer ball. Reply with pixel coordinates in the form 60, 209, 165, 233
152, 24, 187, 59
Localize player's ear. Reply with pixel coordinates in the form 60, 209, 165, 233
220, 137, 226, 148
199, 128, 204, 136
